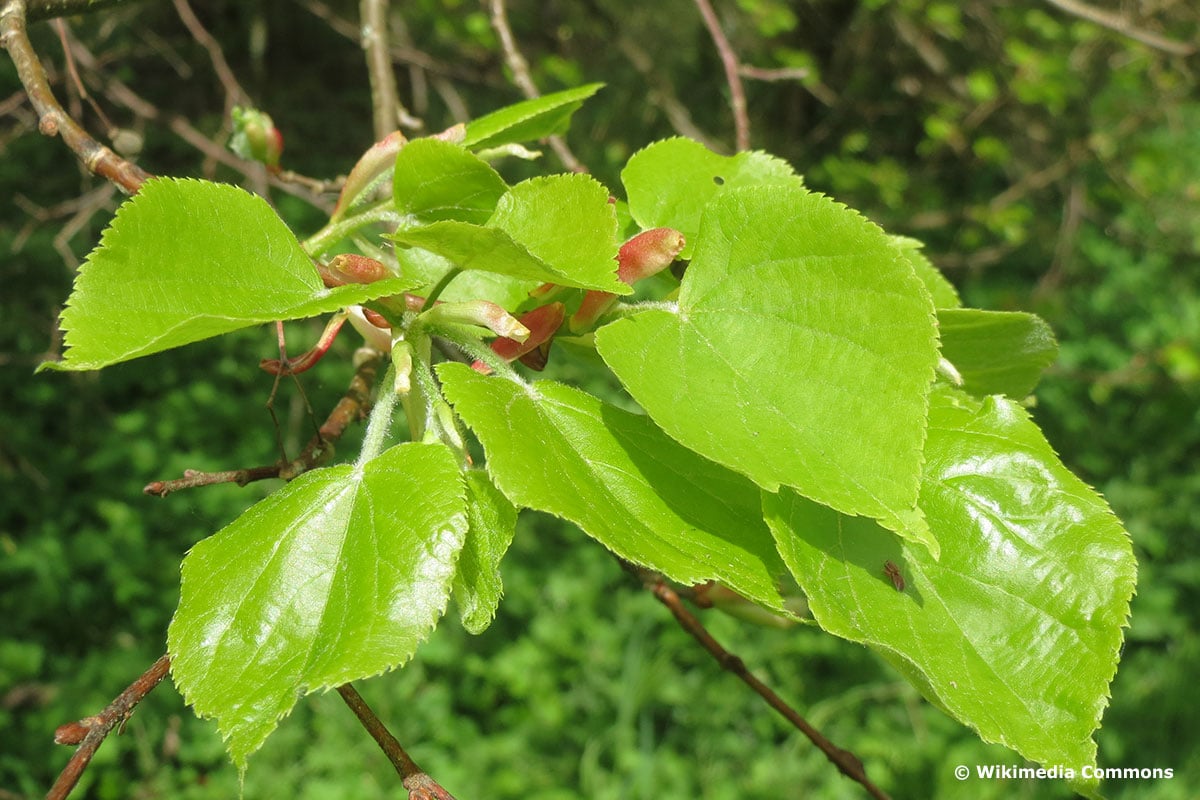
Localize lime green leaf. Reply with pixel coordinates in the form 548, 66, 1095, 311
596, 186, 940, 551
454, 470, 518, 634
438, 363, 790, 613
894, 235, 960, 308
168, 442, 467, 768
393, 138, 508, 225
763, 387, 1135, 796
463, 83, 604, 149
938, 308, 1058, 398
44, 178, 413, 371
621, 137, 802, 257
392, 175, 627, 294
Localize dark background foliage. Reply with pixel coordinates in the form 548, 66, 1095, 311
2, 1, 1198, 797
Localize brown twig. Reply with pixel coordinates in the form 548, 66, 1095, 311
47, 654, 172, 800
336, 684, 457, 800
1, 0, 150, 192
637, 570, 892, 800
360, 0, 419, 138
25, 0, 139, 23
171, 0, 249, 114
144, 349, 382, 496
1044, 0, 1196, 57
692, 0, 750, 151
486, 0, 585, 172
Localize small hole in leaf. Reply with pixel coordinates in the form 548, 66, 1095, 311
713, 176, 725, 185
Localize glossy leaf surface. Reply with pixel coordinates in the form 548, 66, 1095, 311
621, 137, 801, 257
462, 83, 604, 149
392, 175, 626, 294
393, 138, 508, 225
596, 185, 940, 551
438, 363, 790, 613
454, 470, 519, 634
46, 179, 412, 371
763, 387, 1135, 795
938, 308, 1058, 398
168, 443, 467, 767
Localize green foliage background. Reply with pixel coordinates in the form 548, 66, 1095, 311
2, 1, 1198, 797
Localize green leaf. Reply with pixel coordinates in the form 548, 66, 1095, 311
44, 178, 413, 371
621, 137, 802, 258
463, 83, 604, 149
596, 185, 940, 552
938, 308, 1058, 398
168, 442, 467, 768
894, 235, 961, 308
454, 470, 518, 634
763, 387, 1136, 797
392, 175, 627, 294
438, 363, 790, 613
393, 138, 508, 225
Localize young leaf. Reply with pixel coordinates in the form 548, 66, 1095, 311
763, 387, 1136, 798
392, 175, 627, 294
43, 178, 413, 371
462, 83, 604, 149
454, 470, 519, 634
893, 235, 961, 309
596, 185, 940, 552
437, 363, 791, 614
168, 442, 467, 768
393, 138, 508, 225
621, 137, 802, 258
938, 308, 1058, 398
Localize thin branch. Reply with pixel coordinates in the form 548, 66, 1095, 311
486, 0, 584, 172
360, 0, 419, 138
692, 0, 750, 151
143, 348, 382, 496
25, 0, 140, 23
637, 570, 892, 800
171, 0, 249, 114
1044, 0, 1196, 57
47, 654, 172, 800
336, 684, 458, 800
1, 0, 150, 192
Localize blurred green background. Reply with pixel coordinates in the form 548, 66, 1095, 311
2, 1, 1198, 797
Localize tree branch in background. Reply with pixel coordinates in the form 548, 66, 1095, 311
47, 654, 172, 800
692, 0, 750, 151
360, 0, 420, 138
25, 0, 139, 23
1, 0, 150, 192
487, 0, 585, 172
336, 684, 458, 800
144, 348, 382, 496
1044, 0, 1196, 57
636, 569, 892, 800
171, 0, 248, 114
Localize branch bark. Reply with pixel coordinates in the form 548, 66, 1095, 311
1044, 0, 1196, 57
25, 0, 141, 23
1, 0, 151, 193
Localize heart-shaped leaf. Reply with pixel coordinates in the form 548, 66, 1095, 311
597, 185, 940, 552
168, 442, 467, 768
438, 363, 790, 613
44, 178, 413, 371
763, 387, 1136, 798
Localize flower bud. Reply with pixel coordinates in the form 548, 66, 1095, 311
419, 300, 530, 341
230, 106, 284, 169
325, 253, 391, 284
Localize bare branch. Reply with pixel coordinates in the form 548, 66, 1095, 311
171, 0, 249, 113
692, 0, 750, 151
25, 0, 140, 23
360, 0, 420, 138
47, 654, 172, 800
1, 0, 150, 192
144, 348, 382, 496
486, 0, 585, 172
1044, 0, 1196, 57
336, 684, 458, 800
634, 568, 892, 800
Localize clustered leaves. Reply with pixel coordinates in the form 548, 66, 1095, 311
44, 88, 1136, 796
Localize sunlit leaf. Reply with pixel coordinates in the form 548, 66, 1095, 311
597, 185, 940, 552
168, 443, 467, 768
938, 308, 1058, 398
44, 178, 412, 371
438, 363, 790, 613
463, 83, 604, 149
763, 387, 1136, 797
393, 138, 508, 225
454, 470, 518, 634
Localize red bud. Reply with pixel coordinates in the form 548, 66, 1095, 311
570, 228, 685, 332
473, 302, 565, 373
326, 254, 390, 284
